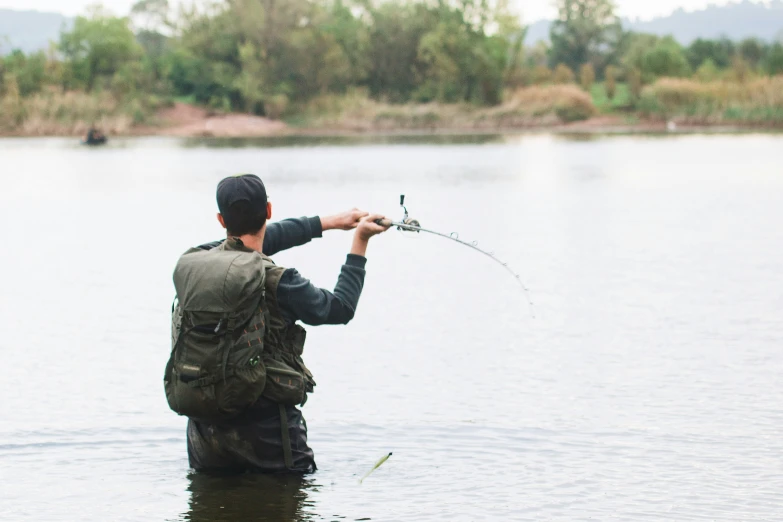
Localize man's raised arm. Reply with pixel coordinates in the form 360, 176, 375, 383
276, 214, 389, 326
263, 210, 369, 256
198, 209, 370, 255
262, 217, 322, 256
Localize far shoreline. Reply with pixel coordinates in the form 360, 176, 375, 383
4, 120, 783, 140
3, 104, 783, 140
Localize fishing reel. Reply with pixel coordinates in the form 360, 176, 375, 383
396, 195, 421, 230
376, 195, 420, 231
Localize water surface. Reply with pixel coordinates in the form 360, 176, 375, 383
0, 134, 781, 521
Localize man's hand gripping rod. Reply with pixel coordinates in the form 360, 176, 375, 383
375, 196, 535, 317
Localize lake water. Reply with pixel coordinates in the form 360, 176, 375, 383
0, 134, 781, 521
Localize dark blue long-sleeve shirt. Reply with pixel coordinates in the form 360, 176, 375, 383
198, 216, 366, 326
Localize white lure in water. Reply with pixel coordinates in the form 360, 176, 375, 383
359, 452, 393, 484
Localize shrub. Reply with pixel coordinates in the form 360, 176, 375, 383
553, 63, 575, 84
0, 89, 160, 135
580, 63, 595, 92
264, 94, 289, 120
638, 76, 783, 124
296, 85, 596, 130
531, 65, 553, 85
504, 84, 595, 123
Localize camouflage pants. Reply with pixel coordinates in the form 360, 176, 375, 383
187, 398, 316, 473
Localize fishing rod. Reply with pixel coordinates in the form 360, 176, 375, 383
376, 195, 535, 318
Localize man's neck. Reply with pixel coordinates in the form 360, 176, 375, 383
232, 230, 265, 253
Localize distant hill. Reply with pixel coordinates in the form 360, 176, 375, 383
2, 2, 783, 55
0, 9, 71, 54
526, 1, 783, 45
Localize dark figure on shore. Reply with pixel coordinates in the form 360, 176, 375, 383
84, 127, 107, 145
165, 174, 389, 473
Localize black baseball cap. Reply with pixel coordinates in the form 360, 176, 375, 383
216, 174, 268, 214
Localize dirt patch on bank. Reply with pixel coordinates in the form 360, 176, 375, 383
155, 102, 288, 137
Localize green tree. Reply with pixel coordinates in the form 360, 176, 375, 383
417, 18, 473, 102
234, 41, 266, 113
764, 42, 783, 75
738, 38, 766, 69
282, 24, 352, 99
502, 15, 528, 88
60, 7, 142, 90
695, 58, 720, 82
639, 37, 690, 81
170, 3, 242, 107
322, 0, 371, 86
416, 1, 517, 104
621, 32, 659, 72
3, 50, 47, 96
131, 0, 170, 32
686, 38, 734, 69
172, 0, 349, 109
131, 1, 171, 92
365, 2, 432, 101
549, 0, 623, 72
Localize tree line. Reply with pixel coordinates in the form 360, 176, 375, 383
1, 0, 783, 118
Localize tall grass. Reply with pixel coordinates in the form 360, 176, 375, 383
290, 85, 596, 130
0, 89, 166, 136
639, 76, 783, 124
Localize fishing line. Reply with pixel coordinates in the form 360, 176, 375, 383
377, 196, 535, 318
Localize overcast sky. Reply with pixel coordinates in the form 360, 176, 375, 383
0, 0, 775, 22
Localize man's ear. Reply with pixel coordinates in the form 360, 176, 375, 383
217, 213, 227, 229
266, 202, 272, 220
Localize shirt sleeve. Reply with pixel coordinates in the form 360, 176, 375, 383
276, 255, 367, 326
262, 216, 323, 256
196, 216, 322, 254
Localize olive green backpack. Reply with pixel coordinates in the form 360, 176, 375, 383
165, 243, 272, 423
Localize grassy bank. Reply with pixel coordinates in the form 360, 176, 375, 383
4, 77, 783, 137
0, 90, 165, 136
289, 86, 596, 131
638, 76, 783, 125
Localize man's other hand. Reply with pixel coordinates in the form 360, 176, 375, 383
356, 214, 391, 241
350, 214, 390, 257
322, 209, 370, 231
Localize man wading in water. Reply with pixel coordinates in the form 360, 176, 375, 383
165, 174, 389, 473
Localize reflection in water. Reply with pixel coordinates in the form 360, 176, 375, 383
181, 133, 509, 148
185, 472, 314, 522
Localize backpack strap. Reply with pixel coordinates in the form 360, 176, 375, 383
262, 262, 286, 317
279, 404, 294, 469
263, 257, 299, 468
218, 312, 234, 385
